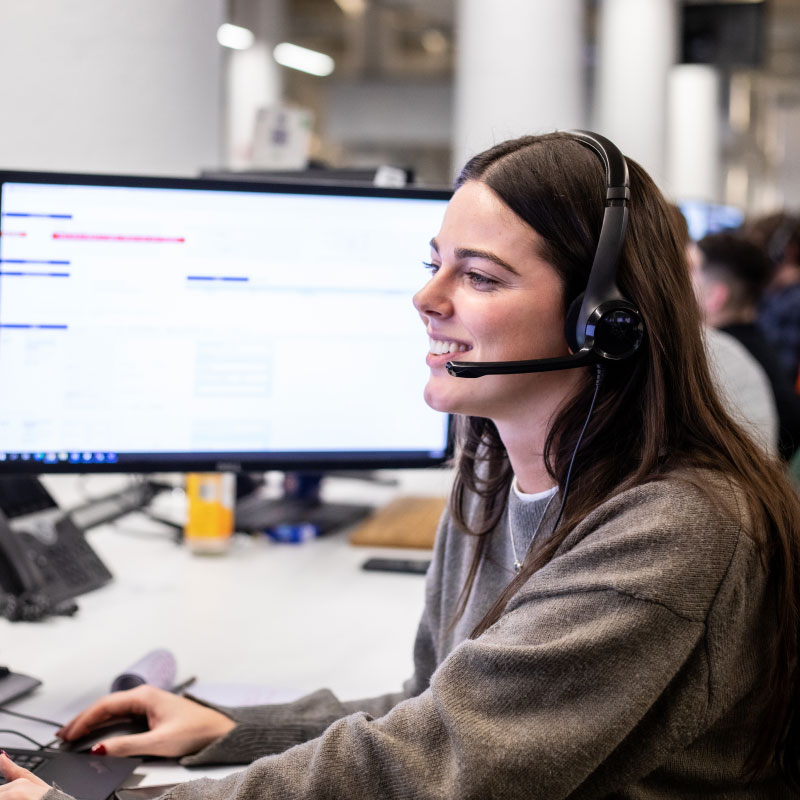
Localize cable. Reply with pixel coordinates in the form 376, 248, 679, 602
106, 522, 177, 540
135, 509, 184, 532
0, 707, 65, 728
75, 473, 141, 505
0, 730, 59, 750
550, 364, 606, 535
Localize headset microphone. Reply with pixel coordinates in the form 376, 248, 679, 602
445, 130, 645, 379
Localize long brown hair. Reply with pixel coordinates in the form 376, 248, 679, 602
447, 132, 800, 784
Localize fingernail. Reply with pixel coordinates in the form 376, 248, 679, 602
90, 744, 106, 756
0, 750, 9, 759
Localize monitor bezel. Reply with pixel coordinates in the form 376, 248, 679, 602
0, 168, 453, 474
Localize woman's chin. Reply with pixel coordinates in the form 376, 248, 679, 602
423, 384, 453, 414
423, 382, 473, 416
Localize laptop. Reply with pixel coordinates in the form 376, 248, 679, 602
0, 747, 141, 800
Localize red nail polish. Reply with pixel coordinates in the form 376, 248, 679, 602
90, 744, 107, 756
0, 750, 9, 758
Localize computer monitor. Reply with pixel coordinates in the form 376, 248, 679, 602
0, 170, 452, 475
678, 199, 744, 242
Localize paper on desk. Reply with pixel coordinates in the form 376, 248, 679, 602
132, 763, 243, 788
111, 649, 177, 693
188, 682, 305, 707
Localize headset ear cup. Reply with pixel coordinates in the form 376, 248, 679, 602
564, 293, 584, 353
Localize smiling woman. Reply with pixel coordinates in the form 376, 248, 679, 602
6, 131, 800, 800
413, 180, 581, 465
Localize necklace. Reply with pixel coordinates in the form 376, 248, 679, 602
509, 489, 557, 574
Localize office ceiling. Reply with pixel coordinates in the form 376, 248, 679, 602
282, 0, 800, 80
275, 0, 800, 196
285, 0, 455, 79
770, 0, 800, 76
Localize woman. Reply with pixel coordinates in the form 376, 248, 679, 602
4, 131, 800, 799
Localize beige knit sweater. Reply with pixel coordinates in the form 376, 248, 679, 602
44, 472, 794, 798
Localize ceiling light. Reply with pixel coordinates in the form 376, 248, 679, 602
334, 0, 366, 16
217, 23, 255, 50
421, 29, 448, 56
273, 43, 335, 77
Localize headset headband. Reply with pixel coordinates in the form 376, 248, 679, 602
445, 130, 645, 378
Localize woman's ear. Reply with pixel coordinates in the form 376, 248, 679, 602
563, 293, 584, 353
708, 281, 731, 317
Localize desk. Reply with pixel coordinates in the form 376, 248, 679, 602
0, 469, 452, 787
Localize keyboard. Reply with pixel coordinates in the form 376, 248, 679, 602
0, 747, 141, 800
0, 748, 47, 781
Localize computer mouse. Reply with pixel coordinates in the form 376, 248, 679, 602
58, 715, 150, 754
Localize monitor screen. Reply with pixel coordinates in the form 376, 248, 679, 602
0, 171, 452, 473
681, 1, 766, 69
678, 199, 744, 242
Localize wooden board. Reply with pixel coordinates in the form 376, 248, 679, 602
348, 496, 447, 550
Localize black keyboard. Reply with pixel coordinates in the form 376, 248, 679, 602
0, 749, 48, 784
0, 747, 141, 800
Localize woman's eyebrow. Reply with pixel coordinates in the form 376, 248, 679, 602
428, 238, 521, 276
455, 247, 521, 276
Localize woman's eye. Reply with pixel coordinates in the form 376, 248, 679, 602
466, 271, 498, 289
422, 261, 440, 274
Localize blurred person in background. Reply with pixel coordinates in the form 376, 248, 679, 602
693, 233, 800, 461
668, 205, 778, 457
741, 213, 800, 386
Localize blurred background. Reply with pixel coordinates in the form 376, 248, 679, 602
0, 0, 798, 213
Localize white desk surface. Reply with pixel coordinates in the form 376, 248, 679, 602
0, 469, 452, 786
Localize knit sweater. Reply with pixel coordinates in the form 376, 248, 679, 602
43, 472, 792, 798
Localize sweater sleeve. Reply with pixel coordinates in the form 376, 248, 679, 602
179, 514, 448, 767
41, 790, 73, 800
160, 588, 709, 800
177, 606, 436, 767
40, 585, 704, 800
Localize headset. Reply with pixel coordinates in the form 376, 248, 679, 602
445, 130, 645, 379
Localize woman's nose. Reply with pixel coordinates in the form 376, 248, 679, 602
413, 273, 452, 319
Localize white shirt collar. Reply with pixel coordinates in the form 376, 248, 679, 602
511, 475, 558, 504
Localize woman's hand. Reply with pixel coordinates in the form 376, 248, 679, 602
0, 752, 50, 800
57, 685, 236, 758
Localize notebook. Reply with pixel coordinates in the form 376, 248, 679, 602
1, 747, 141, 800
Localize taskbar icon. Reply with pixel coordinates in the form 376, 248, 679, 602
0, 451, 119, 464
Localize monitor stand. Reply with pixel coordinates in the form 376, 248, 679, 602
234, 472, 373, 537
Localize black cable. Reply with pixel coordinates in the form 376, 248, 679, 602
0, 729, 59, 750
550, 363, 606, 535
0, 706, 65, 728
135, 509, 184, 532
